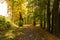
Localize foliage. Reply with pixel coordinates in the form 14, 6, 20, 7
7, 0, 28, 23
19, 20, 23, 26
6, 0, 54, 25
0, 0, 60, 39
0, 16, 13, 30
0, 16, 6, 30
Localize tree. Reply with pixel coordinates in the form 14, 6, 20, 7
52, 0, 60, 37
7, 0, 27, 25
19, 12, 23, 26
47, 0, 51, 32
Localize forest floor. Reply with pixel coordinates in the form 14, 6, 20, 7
0, 25, 60, 40
17, 26, 60, 40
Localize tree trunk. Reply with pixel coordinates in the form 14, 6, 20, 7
52, 0, 60, 37
33, 20, 36, 26
47, 0, 50, 32
44, 10, 46, 29
19, 12, 23, 26
40, 19, 42, 28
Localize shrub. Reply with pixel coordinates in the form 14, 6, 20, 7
0, 16, 12, 30
19, 20, 23, 26
6, 21, 12, 29
0, 16, 6, 30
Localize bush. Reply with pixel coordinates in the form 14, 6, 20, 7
19, 20, 23, 26
0, 16, 12, 30
6, 21, 12, 29
0, 16, 6, 30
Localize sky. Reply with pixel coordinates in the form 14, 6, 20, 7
0, 0, 8, 17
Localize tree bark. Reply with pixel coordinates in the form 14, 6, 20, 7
52, 0, 60, 37
40, 19, 42, 28
44, 10, 46, 29
47, 0, 50, 32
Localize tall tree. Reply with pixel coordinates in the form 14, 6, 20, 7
44, 9, 46, 29
52, 0, 60, 37
47, 0, 50, 32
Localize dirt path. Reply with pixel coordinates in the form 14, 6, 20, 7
17, 27, 60, 40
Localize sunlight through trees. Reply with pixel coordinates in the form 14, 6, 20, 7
0, 0, 60, 40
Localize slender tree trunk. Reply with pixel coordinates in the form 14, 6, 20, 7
52, 0, 60, 37
32, 15, 36, 26
33, 20, 36, 26
40, 19, 42, 28
19, 12, 23, 20
44, 10, 46, 29
47, 0, 50, 32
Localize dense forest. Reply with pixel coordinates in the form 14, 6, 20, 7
0, 0, 60, 40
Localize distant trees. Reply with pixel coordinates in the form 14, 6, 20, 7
7, 0, 27, 25
7, 0, 60, 37
46, 0, 60, 37
37, 0, 60, 37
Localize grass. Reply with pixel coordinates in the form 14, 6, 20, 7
0, 27, 24, 40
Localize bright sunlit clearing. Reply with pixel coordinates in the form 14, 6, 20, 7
0, 1, 8, 17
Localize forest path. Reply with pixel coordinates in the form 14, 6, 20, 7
17, 26, 60, 40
